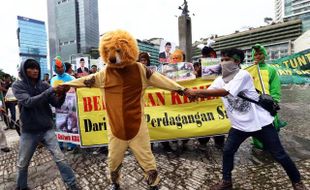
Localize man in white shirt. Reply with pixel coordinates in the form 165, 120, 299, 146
185, 48, 306, 190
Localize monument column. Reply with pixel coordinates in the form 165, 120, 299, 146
178, 0, 192, 62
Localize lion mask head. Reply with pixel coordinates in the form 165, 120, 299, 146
99, 30, 139, 68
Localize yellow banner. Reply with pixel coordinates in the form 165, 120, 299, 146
76, 79, 231, 146
76, 66, 267, 146
245, 65, 270, 94
144, 79, 230, 141
76, 88, 109, 146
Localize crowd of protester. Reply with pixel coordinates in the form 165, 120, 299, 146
0, 42, 307, 190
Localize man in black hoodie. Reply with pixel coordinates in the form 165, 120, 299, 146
12, 59, 79, 190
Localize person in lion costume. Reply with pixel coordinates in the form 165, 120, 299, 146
62, 30, 187, 190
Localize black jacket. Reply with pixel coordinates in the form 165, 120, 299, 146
159, 52, 167, 59
77, 67, 89, 73
12, 59, 66, 133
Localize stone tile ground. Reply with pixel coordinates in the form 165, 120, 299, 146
1, 85, 310, 190
1, 129, 309, 190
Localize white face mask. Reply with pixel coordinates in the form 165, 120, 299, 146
220, 61, 240, 83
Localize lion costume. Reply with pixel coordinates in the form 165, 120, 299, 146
64, 30, 186, 189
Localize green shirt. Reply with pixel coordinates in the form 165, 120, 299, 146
258, 62, 281, 103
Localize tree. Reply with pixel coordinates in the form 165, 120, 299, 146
0, 69, 7, 79
0, 69, 16, 81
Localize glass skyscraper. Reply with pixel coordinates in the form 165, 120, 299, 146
47, 0, 99, 64
275, 0, 310, 32
17, 16, 48, 79
137, 40, 160, 66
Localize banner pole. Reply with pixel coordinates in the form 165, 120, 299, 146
256, 65, 266, 94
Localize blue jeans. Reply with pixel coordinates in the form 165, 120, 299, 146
16, 129, 76, 189
222, 124, 301, 183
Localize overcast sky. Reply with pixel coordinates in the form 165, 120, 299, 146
0, 0, 274, 76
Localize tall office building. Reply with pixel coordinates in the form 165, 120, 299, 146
275, 0, 285, 22
275, 0, 310, 32
47, 0, 99, 64
17, 16, 48, 79
137, 39, 160, 66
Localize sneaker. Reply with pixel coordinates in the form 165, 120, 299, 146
149, 185, 159, 190
182, 144, 188, 152
1, 147, 10, 152
15, 187, 31, 190
163, 144, 173, 153
68, 184, 81, 190
292, 181, 307, 190
214, 136, 225, 149
210, 180, 232, 190
99, 147, 108, 154
110, 183, 120, 190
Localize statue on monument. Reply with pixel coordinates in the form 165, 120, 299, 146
178, 0, 189, 16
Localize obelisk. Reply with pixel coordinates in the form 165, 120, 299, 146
178, 0, 192, 62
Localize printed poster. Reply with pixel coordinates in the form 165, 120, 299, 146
55, 91, 80, 144
162, 62, 196, 81
201, 58, 221, 79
